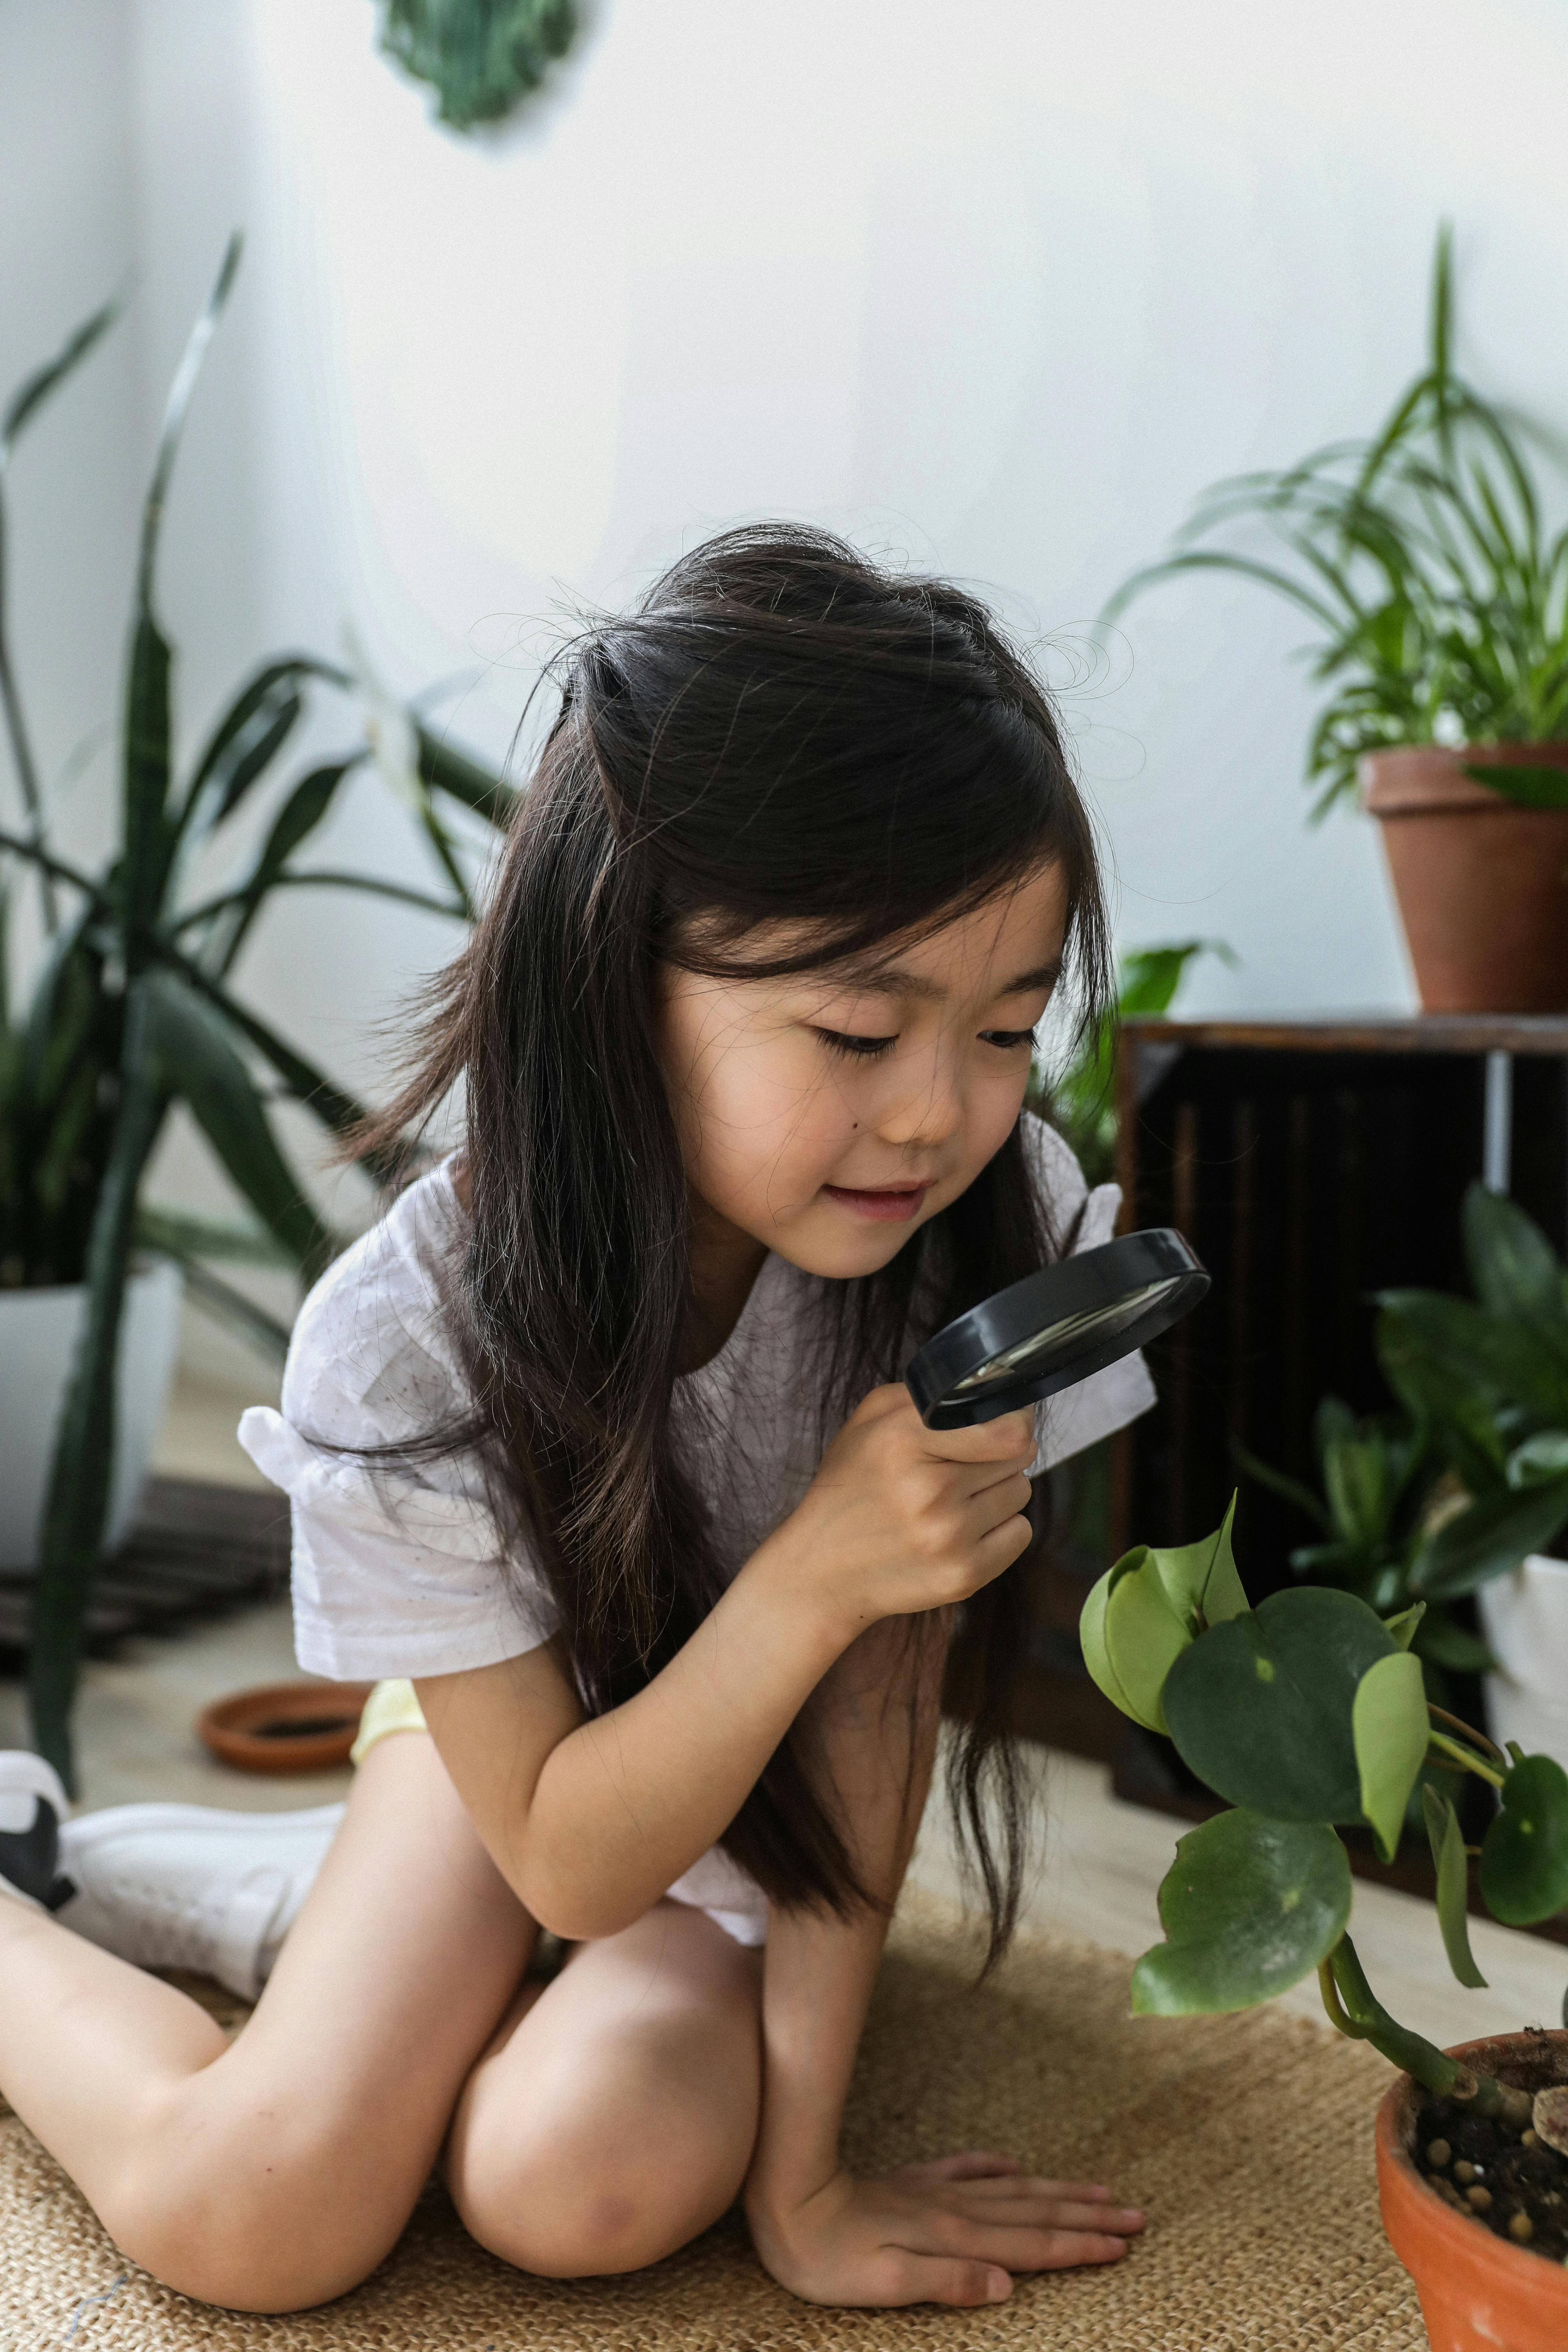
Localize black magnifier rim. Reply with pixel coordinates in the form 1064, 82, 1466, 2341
905, 1228, 1209, 1429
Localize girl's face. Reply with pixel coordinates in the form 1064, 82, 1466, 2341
658, 860, 1071, 1287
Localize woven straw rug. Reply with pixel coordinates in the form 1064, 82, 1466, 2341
1, 1889, 1423, 2351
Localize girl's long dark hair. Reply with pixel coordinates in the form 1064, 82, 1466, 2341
360, 526, 1111, 1966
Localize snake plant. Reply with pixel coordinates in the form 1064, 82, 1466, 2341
0, 238, 517, 1785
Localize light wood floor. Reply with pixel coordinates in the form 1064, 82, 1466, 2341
0, 1373, 1560, 2055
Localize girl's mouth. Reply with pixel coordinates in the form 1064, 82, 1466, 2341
821, 1181, 933, 1223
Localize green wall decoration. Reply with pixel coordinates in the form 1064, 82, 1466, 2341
378, 0, 578, 130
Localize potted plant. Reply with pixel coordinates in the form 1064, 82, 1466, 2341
1080, 1504, 1568, 2348
0, 239, 512, 1786
1107, 230, 1568, 1013
1374, 1185, 1568, 1779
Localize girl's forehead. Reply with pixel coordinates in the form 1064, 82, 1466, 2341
733, 866, 1069, 999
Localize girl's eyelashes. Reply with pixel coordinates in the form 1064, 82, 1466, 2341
814, 1027, 897, 1059
812, 1024, 1038, 1059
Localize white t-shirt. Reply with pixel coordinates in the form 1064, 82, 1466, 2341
238, 1112, 1154, 1942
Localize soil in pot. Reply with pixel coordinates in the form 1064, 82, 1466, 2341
1416, 2075, 1568, 2262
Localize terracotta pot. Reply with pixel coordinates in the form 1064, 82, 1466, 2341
196, 1680, 374, 1775
1376, 2030, 1568, 2351
1361, 746, 1568, 1013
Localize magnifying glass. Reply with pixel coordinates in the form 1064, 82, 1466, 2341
904, 1228, 1210, 1430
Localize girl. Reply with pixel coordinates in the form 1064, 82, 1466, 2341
0, 527, 1152, 2314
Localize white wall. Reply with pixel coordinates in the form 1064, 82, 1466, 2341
0, 0, 142, 954
9, 0, 1568, 1317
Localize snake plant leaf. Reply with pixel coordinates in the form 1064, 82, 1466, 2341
133, 1202, 296, 1267
1079, 1549, 1193, 1733
1462, 1183, 1568, 1335
1422, 1783, 1487, 1988
29, 983, 166, 1787
170, 1257, 292, 1365
208, 759, 365, 975
1130, 1809, 1353, 2015
121, 608, 174, 944
0, 300, 118, 463
1480, 1754, 1568, 1926
1353, 1650, 1430, 1862
1163, 1585, 1396, 1823
1410, 1473, 1568, 1600
416, 721, 522, 831
176, 655, 347, 839
142, 969, 335, 1281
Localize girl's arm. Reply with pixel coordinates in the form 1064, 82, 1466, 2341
744, 1614, 1146, 2309
417, 1386, 1036, 1942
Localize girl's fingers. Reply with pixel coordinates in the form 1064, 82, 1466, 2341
946, 2188, 1146, 2235
874, 2253, 1013, 2308
904, 2150, 1023, 2184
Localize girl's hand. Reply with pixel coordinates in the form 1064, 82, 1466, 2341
748, 2152, 1145, 2308
763, 1385, 1036, 1640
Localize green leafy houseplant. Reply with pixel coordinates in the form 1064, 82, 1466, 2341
1079, 1504, 1568, 2241
1037, 939, 1231, 1191
0, 239, 515, 1785
1377, 1185, 1568, 1602
1106, 230, 1568, 818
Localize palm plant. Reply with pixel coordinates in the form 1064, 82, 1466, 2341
0, 239, 515, 1785
1106, 229, 1568, 817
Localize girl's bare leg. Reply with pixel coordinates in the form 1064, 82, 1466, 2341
445, 1897, 763, 2277
0, 1733, 534, 2313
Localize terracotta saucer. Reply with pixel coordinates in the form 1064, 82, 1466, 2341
196, 1681, 375, 1775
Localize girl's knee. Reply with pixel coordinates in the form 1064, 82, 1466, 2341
453, 2135, 747, 2278
104, 2112, 404, 2313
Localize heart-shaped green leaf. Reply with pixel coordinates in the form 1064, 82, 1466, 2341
1162, 1586, 1395, 1822
1131, 1808, 1353, 2015
1079, 1549, 1192, 1733
1422, 1783, 1487, 1988
1142, 1496, 1251, 1631
1480, 1754, 1568, 1926
1353, 1650, 1429, 1863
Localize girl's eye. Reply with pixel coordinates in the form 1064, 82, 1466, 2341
815, 1028, 897, 1059
982, 1028, 1037, 1050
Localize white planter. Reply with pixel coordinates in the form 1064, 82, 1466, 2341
0, 1260, 184, 1572
1478, 1552, 1568, 1777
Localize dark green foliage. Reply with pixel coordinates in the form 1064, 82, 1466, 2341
1480, 1755, 1568, 1927
1039, 938, 1229, 1188
1129, 1808, 1352, 2016
1379, 1186, 1568, 1596
1161, 1585, 1396, 1825
378, 0, 577, 128
0, 243, 500, 1782
1107, 229, 1568, 816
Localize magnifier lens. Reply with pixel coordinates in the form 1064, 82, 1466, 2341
904, 1227, 1210, 1428
947, 1277, 1178, 1396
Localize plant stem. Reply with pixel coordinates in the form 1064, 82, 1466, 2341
1427, 1703, 1507, 1766
1325, 1936, 1531, 2125
1427, 1729, 1506, 1788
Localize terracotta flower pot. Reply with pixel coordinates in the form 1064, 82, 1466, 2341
1361, 746, 1568, 1013
196, 1680, 374, 1774
1376, 2030, 1568, 2351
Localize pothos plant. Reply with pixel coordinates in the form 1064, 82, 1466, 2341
0, 239, 514, 1786
1081, 1502, 1568, 2133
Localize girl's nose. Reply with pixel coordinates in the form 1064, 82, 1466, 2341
876, 1057, 965, 1149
